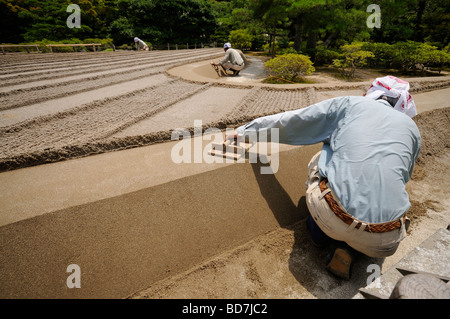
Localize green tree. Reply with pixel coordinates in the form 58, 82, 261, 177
229, 28, 254, 50
1, 0, 113, 42
420, 0, 449, 47
112, 0, 217, 45
370, 0, 449, 46
219, 0, 269, 50
287, 0, 368, 60
1, 0, 448, 56
15, 0, 72, 41
209, 0, 233, 45
287, 0, 327, 53
109, 17, 134, 45
0, 0, 27, 43
248, 0, 291, 57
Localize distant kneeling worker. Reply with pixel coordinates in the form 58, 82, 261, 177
212, 43, 245, 76
134, 37, 149, 51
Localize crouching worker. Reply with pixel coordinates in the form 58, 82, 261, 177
227, 76, 421, 280
212, 43, 245, 76
134, 37, 149, 51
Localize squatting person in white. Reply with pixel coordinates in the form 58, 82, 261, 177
212, 42, 245, 76
227, 76, 421, 280
134, 37, 149, 51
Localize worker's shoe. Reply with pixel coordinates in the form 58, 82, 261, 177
232, 69, 240, 76
326, 247, 353, 280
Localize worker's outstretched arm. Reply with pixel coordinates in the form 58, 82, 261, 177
232, 96, 349, 145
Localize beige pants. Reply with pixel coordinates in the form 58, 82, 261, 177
222, 62, 244, 71
305, 152, 407, 258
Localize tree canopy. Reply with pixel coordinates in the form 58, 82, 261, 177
0, 0, 448, 51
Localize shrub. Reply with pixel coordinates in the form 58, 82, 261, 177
250, 34, 267, 51
117, 44, 133, 50
264, 53, 315, 81
315, 47, 341, 66
280, 47, 298, 55
33, 39, 77, 53
229, 29, 254, 51
362, 42, 395, 68
9, 38, 118, 53
262, 42, 279, 56
390, 41, 448, 74
83, 38, 116, 51
332, 43, 374, 78
431, 49, 450, 73
392, 41, 426, 73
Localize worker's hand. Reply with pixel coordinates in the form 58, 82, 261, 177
226, 130, 238, 141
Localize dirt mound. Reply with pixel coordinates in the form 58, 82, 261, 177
413, 107, 450, 162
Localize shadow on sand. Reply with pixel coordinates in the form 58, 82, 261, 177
250, 159, 384, 298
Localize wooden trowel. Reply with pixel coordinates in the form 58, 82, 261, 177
208, 138, 253, 161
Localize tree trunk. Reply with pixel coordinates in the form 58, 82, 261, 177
293, 15, 303, 53
270, 25, 277, 58
306, 31, 317, 61
271, 35, 276, 58
414, 0, 426, 42
268, 33, 273, 57
323, 31, 338, 48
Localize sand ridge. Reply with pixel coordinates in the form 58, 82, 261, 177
1, 50, 449, 172
1, 50, 449, 201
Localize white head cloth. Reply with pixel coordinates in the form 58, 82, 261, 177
365, 75, 417, 118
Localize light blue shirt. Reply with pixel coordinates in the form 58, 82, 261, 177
237, 96, 421, 223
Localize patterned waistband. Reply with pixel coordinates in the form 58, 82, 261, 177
319, 179, 405, 233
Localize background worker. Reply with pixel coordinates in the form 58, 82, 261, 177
227, 76, 421, 280
134, 37, 149, 51
212, 43, 245, 76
